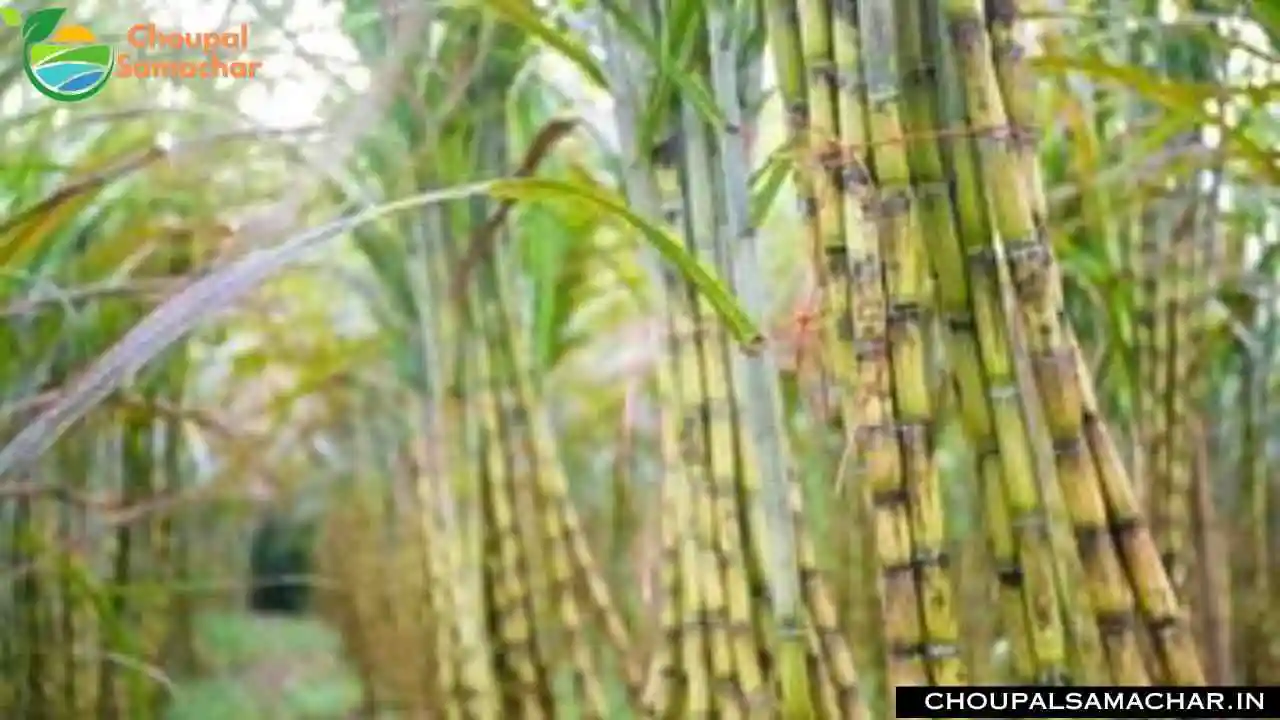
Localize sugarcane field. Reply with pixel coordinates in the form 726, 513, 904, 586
1, 0, 1278, 717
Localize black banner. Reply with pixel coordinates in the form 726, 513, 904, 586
895, 686, 1278, 718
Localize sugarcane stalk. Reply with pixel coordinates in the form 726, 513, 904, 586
595, 4, 713, 714
774, 0, 926, 705
711, 6, 862, 713
470, 109, 635, 715
939, 0, 1107, 686
908, 0, 1059, 685
653, 135, 720, 718
933, 1, 1143, 685
416, 186, 499, 718
672, 89, 780, 714
1125, 0, 1168, 503
707, 28, 816, 713
857, 0, 970, 689
1152, 195, 1198, 608
623, 4, 771, 716
940, 0, 1205, 685
493, 257, 636, 713
766, 0, 872, 661
1150, 2, 1219, 634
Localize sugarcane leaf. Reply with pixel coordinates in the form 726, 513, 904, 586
21, 7, 62, 44
0, 181, 495, 476
1036, 52, 1205, 110
750, 149, 792, 226
477, 0, 608, 88
487, 175, 764, 352
522, 202, 575, 368
599, 0, 725, 134
1036, 52, 1280, 186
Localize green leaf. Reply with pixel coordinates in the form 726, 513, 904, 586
0, 180, 495, 477
478, 0, 608, 88
599, 0, 726, 139
22, 7, 63, 44
0, 7, 20, 27
750, 149, 792, 227
488, 176, 763, 351
1036, 51, 1280, 187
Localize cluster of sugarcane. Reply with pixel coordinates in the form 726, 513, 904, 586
1125, 0, 1221, 645
0, 220, 198, 719
1132, 168, 1215, 666
318, 0, 872, 715
600, 0, 866, 714
6, 0, 1279, 715
1116, 0, 1279, 684
316, 476, 444, 714
470, 211, 642, 717
312, 0, 1272, 715
757, 0, 1210, 691
315, 19, 646, 717
587, 0, 1199, 710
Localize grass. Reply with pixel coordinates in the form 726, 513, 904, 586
165, 611, 364, 720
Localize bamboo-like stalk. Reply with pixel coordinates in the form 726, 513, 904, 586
468, 101, 638, 714
765, 0, 874, 665
475, 389, 554, 716
638, 442, 703, 717
497, 277, 633, 714
908, 0, 1060, 684
1139, 9, 1200, 614
671, 101, 776, 714
708, 6, 861, 714
595, 5, 713, 714
405, 167, 461, 716
972, 1, 1114, 685
1186, 12, 1232, 674
1127, 14, 1159, 507
1148, 5, 1218, 631
597, 1, 866, 714
702, 20, 777, 716
856, 0, 967, 689
771, 0, 932, 704
940, 0, 1205, 685
416, 183, 498, 717
795, 0, 978, 697
920, 0, 1138, 686
611, 4, 772, 716
1150, 196, 1197, 607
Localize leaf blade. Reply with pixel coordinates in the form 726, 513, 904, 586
488, 176, 763, 351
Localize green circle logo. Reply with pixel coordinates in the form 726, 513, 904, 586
6, 7, 114, 103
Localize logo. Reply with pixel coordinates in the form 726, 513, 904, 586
1, 7, 262, 103
4, 7, 115, 102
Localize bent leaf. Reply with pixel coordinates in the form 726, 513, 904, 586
488, 176, 763, 351
1036, 52, 1280, 186
479, 0, 608, 88
599, 0, 725, 131
0, 181, 494, 477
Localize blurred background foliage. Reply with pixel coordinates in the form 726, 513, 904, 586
0, 0, 1276, 717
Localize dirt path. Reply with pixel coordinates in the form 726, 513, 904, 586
165, 611, 363, 720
